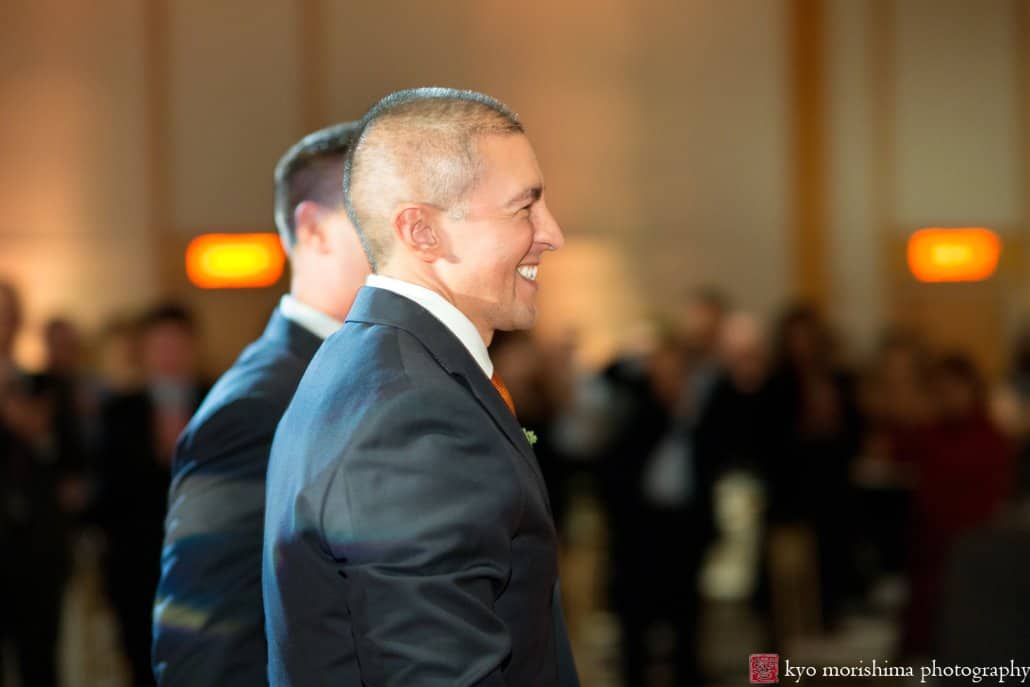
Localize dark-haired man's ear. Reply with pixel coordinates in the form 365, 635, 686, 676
395, 206, 441, 262
293, 201, 331, 254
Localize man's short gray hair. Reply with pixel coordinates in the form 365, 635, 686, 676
343, 88, 523, 271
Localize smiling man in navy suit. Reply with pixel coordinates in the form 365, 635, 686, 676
152, 122, 370, 686
264, 88, 579, 686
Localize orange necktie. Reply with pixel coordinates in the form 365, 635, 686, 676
490, 372, 517, 418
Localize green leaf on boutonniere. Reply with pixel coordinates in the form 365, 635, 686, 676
522, 428, 538, 446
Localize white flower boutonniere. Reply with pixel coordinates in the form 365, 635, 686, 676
523, 428, 538, 447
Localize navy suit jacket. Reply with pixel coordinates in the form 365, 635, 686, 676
153, 309, 322, 686
263, 286, 579, 686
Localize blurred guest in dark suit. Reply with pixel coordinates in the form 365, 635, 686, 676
600, 330, 717, 686
0, 374, 74, 687
97, 304, 208, 686
36, 317, 90, 440
695, 312, 774, 479
0, 280, 23, 387
764, 304, 862, 632
32, 318, 97, 512
96, 317, 144, 396
992, 324, 1030, 495
693, 312, 775, 606
152, 122, 369, 687
851, 332, 928, 584
892, 353, 1013, 656
676, 286, 729, 422
596, 287, 727, 686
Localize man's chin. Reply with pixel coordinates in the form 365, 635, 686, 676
498, 309, 537, 333
513, 312, 538, 331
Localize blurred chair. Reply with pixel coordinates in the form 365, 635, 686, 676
701, 471, 766, 601
937, 517, 1030, 666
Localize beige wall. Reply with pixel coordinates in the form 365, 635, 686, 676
825, 0, 881, 351
167, 0, 305, 232
0, 0, 793, 372
823, 0, 1029, 371
2, 0, 1028, 373
1, 0, 153, 367
893, 0, 1021, 229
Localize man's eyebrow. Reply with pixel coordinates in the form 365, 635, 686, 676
505, 185, 543, 208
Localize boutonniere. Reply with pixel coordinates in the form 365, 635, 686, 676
522, 428, 538, 446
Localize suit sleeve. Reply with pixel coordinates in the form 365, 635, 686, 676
322, 386, 523, 686
155, 396, 281, 687
173, 395, 280, 482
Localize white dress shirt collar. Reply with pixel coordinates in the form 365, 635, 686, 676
365, 274, 494, 378
279, 294, 344, 341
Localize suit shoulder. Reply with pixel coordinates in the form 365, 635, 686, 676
297, 320, 451, 398
269, 323, 496, 491
171, 339, 308, 476
201, 336, 309, 414
170, 393, 279, 479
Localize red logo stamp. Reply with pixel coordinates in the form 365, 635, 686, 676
750, 654, 780, 683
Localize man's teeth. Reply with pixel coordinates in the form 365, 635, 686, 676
516, 265, 538, 281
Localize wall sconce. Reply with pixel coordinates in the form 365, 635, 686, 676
907, 228, 1000, 283
186, 233, 285, 289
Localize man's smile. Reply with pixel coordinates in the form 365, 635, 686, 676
516, 265, 538, 281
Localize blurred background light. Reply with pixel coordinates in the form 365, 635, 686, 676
906, 228, 1001, 283
185, 233, 285, 289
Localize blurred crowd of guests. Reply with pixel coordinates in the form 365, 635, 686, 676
494, 288, 1029, 684
1, 281, 208, 686
3, 276, 1029, 685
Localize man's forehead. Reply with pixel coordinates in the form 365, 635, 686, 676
476, 131, 536, 161
473, 134, 543, 198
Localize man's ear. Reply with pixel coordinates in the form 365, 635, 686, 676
293, 201, 330, 254
394, 205, 442, 262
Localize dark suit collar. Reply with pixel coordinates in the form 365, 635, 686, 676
265, 307, 323, 363
347, 287, 482, 378
346, 287, 545, 487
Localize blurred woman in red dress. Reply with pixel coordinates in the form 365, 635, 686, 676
893, 354, 1014, 656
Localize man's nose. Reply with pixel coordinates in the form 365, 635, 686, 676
536, 203, 565, 251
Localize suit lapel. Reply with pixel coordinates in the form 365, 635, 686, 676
346, 287, 549, 496
453, 366, 548, 493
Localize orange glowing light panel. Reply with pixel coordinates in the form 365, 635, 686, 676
906, 228, 1001, 283
186, 233, 285, 289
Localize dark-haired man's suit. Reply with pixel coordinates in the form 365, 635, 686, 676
152, 308, 323, 686
264, 286, 579, 686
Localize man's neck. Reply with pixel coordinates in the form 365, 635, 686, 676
289, 279, 346, 323
377, 266, 452, 303
374, 268, 493, 346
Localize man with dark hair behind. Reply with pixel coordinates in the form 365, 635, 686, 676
151, 122, 370, 686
